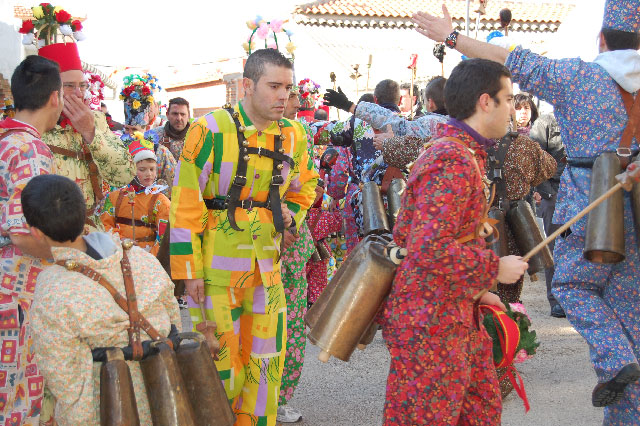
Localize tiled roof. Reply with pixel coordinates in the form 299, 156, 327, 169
294, 0, 575, 32
14, 5, 86, 22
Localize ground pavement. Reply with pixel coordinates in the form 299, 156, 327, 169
182, 276, 604, 425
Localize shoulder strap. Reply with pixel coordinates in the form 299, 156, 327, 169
115, 189, 126, 219
47, 142, 104, 204
617, 85, 640, 168
55, 245, 168, 360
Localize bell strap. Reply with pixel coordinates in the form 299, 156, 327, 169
270, 132, 287, 234
47, 143, 104, 203
617, 85, 640, 169
115, 217, 157, 229
224, 107, 251, 232
245, 146, 294, 167
55, 244, 168, 360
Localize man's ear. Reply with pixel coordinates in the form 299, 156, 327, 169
49, 90, 61, 109
477, 93, 492, 113
29, 225, 46, 241
428, 98, 437, 112
598, 31, 608, 52
242, 77, 254, 96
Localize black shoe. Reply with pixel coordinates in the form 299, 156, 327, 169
550, 304, 566, 318
592, 363, 640, 407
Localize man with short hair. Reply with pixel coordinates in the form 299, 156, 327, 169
170, 48, 317, 426
152, 96, 190, 161
414, 0, 640, 421
423, 76, 448, 115
39, 42, 135, 232
0, 55, 63, 426
399, 82, 424, 118
383, 58, 528, 425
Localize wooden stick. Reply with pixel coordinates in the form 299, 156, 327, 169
474, 181, 623, 303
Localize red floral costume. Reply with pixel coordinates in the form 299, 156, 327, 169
305, 207, 342, 304
382, 123, 501, 425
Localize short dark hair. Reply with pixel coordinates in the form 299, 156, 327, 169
602, 28, 640, 51
314, 109, 328, 120
358, 93, 375, 104
374, 79, 400, 105
424, 76, 447, 111
22, 175, 86, 242
514, 93, 539, 125
400, 82, 419, 97
243, 49, 293, 83
444, 59, 511, 120
11, 55, 61, 111
168, 97, 190, 113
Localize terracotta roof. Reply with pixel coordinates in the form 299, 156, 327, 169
294, 0, 575, 32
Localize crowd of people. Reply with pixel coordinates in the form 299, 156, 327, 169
1, 0, 640, 425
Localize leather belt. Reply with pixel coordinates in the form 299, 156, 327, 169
204, 198, 271, 211
115, 216, 157, 229
567, 150, 639, 169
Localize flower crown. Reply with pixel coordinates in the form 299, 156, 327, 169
298, 78, 321, 110
18, 3, 85, 47
119, 73, 160, 117
242, 15, 295, 59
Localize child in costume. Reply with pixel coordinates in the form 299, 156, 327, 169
100, 132, 170, 256
27, 174, 180, 424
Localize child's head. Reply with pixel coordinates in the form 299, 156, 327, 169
136, 158, 158, 187
22, 175, 86, 242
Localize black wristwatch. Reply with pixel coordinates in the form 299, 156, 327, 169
445, 30, 459, 49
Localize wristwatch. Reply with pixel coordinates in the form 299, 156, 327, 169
445, 30, 459, 49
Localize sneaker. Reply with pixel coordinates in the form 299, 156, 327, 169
550, 304, 566, 318
592, 363, 640, 407
277, 405, 302, 423
177, 297, 188, 310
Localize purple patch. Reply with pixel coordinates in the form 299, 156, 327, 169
211, 256, 251, 271
218, 162, 233, 195
172, 161, 181, 186
252, 285, 266, 313
252, 335, 277, 356
205, 114, 219, 133
254, 375, 269, 416
198, 162, 213, 192
186, 294, 213, 310
233, 317, 240, 335
257, 257, 273, 273
170, 227, 191, 243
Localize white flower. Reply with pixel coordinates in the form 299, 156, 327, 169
22, 33, 35, 45
73, 31, 86, 41
37, 39, 45, 49
59, 25, 73, 36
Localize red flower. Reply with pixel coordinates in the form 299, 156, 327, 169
141, 86, 150, 96
71, 19, 82, 31
55, 10, 71, 24
19, 20, 34, 34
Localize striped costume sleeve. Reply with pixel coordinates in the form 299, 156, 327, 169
169, 118, 211, 280
285, 121, 319, 230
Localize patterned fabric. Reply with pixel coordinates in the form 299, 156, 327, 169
154, 144, 177, 198
506, 45, 640, 424
41, 111, 135, 230
603, 0, 640, 32
382, 325, 501, 425
0, 119, 53, 425
30, 233, 180, 425
99, 184, 170, 256
382, 136, 426, 170
354, 102, 446, 137
383, 123, 500, 333
150, 126, 185, 162
187, 283, 286, 426
169, 102, 318, 286
278, 222, 314, 405
305, 208, 342, 304
326, 147, 359, 252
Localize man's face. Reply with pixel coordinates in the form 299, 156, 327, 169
398, 89, 415, 113
245, 64, 293, 122
515, 102, 532, 128
167, 104, 189, 131
486, 77, 515, 139
283, 92, 301, 120
60, 70, 88, 102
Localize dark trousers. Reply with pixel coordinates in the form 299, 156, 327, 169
538, 195, 561, 308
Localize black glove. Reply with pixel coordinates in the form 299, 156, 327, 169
323, 87, 354, 112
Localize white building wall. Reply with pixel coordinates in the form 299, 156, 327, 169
0, 0, 24, 83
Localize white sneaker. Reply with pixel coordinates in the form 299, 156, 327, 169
277, 405, 302, 423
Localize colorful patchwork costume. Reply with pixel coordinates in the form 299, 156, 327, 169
504, 2, 640, 424
170, 102, 317, 426
382, 122, 501, 425
0, 118, 53, 425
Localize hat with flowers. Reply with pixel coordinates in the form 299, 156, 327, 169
19, 3, 85, 72
120, 73, 161, 126
125, 130, 157, 163
603, 0, 640, 32
242, 15, 295, 60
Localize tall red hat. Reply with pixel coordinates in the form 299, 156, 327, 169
38, 42, 82, 73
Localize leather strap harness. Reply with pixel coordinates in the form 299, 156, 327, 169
205, 106, 294, 234
114, 189, 160, 243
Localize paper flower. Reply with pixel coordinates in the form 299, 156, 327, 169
256, 22, 269, 39
71, 19, 82, 31
73, 31, 85, 41
246, 20, 257, 30
270, 19, 283, 33
147, 96, 154, 104
242, 42, 250, 53
19, 20, 34, 34
32, 6, 44, 19
59, 24, 72, 36
37, 38, 45, 48
54, 9, 71, 23
132, 100, 141, 109
286, 42, 296, 54
22, 33, 34, 45
267, 42, 277, 49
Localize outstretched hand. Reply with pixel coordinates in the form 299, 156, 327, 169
412, 4, 454, 43
323, 87, 354, 112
